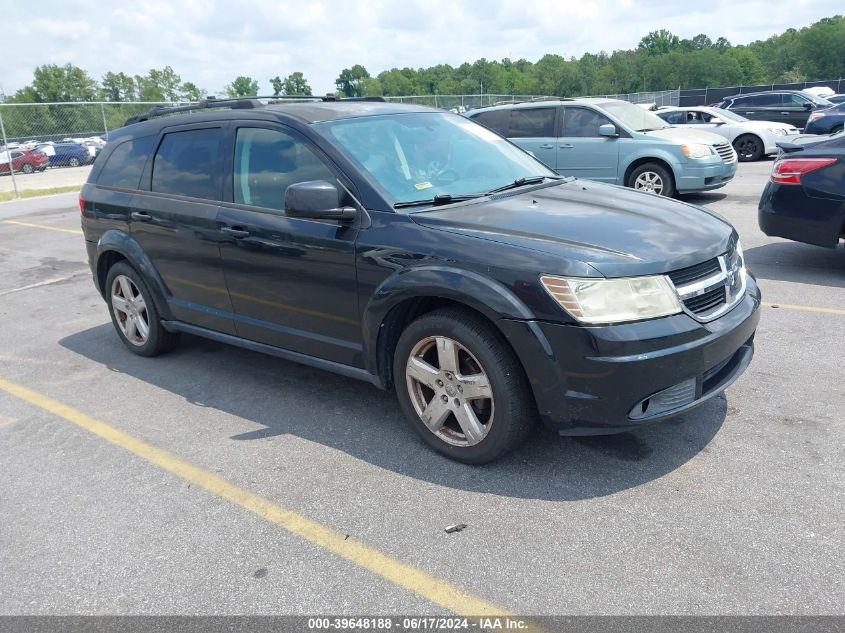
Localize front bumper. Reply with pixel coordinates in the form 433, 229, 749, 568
675, 159, 737, 193
499, 277, 761, 435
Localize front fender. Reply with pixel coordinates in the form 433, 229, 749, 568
361, 265, 537, 377
96, 230, 172, 319
622, 148, 683, 182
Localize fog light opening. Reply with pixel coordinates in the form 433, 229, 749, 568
640, 399, 650, 415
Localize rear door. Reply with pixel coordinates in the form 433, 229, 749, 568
503, 106, 559, 170
216, 123, 362, 366
129, 124, 236, 334
555, 106, 620, 182
737, 94, 784, 123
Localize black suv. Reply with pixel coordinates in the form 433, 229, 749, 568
717, 90, 834, 128
80, 97, 760, 463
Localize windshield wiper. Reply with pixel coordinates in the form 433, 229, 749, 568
485, 175, 559, 195
393, 193, 482, 209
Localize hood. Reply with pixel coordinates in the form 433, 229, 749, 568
740, 119, 799, 132
645, 127, 727, 145
410, 180, 734, 278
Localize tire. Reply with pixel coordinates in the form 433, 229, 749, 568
627, 162, 675, 197
21, 163, 34, 174
831, 125, 843, 135
393, 307, 536, 464
68, 156, 80, 167
733, 134, 763, 162
105, 261, 180, 357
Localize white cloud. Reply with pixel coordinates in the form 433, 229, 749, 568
0, 0, 840, 97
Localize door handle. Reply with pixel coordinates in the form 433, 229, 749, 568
745, 111, 755, 114
780, 112, 790, 115
539, 143, 554, 149
219, 226, 250, 238
130, 211, 152, 221
559, 143, 574, 149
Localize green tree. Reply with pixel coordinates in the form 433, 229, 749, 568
281, 72, 312, 96
638, 30, 681, 56
796, 15, 845, 79
101, 71, 136, 101
270, 76, 283, 96
28, 64, 98, 102
180, 82, 205, 102
335, 65, 370, 97
226, 76, 260, 97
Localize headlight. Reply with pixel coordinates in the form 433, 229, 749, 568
681, 143, 713, 159
768, 128, 787, 135
540, 275, 682, 324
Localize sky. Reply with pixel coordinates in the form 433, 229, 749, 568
0, 0, 840, 97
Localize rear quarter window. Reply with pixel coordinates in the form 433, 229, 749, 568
470, 110, 509, 136
96, 136, 155, 189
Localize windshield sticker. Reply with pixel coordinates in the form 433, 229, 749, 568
414, 181, 433, 190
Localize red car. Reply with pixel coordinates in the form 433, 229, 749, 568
0, 149, 49, 175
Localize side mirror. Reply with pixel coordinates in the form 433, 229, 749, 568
804, 102, 814, 110
284, 180, 356, 221
710, 117, 725, 125
598, 124, 618, 137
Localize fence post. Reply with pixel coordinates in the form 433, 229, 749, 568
0, 108, 19, 199
101, 103, 109, 141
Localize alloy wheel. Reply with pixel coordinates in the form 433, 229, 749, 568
634, 171, 664, 194
110, 275, 150, 346
405, 336, 494, 447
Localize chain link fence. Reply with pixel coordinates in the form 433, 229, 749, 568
383, 90, 679, 110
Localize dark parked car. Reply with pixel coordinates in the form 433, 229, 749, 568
804, 102, 845, 135
0, 148, 49, 174
50, 142, 94, 167
759, 134, 845, 248
80, 98, 760, 463
717, 90, 834, 128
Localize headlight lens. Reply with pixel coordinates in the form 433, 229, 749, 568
768, 127, 787, 135
681, 143, 713, 159
540, 275, 682, 324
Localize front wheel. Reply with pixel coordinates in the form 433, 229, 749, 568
68, 157, 80, 167
21, 163, 34, 174
733, 134, 763, 162
627, 162, 675, 197
393, 308, 536, 464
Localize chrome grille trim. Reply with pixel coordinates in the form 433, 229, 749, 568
666, 244, 746, 323
713, 142, 737, 163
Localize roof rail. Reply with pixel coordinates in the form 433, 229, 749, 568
123, 95, 387, 126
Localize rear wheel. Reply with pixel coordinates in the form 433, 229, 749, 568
831, 124, 843, 135
105, 261, 180, 357
21, 163, 34, 174
68, 156, 80, 167
733, 134, 763, 162
393, 307, 536, 464
627, 162, 675, 197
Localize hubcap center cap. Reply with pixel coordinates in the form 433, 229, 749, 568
444, 383, 457, 397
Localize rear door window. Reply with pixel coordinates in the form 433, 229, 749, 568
507, 108, 556, 138
96, 136, 155, 189
152, 128, 223, 200
750, 93, 781, 106
470, 110, 510, 136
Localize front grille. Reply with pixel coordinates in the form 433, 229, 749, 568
713, 142, 737, 163
667, 258, 720, 286
667, 242, 745, 322
684, 286, 726, 315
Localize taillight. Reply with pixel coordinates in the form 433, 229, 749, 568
78, 194, 85, 214
771, 157, 837, 185
808, 112, 824, 122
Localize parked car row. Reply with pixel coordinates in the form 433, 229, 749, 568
0, 140, 99, 174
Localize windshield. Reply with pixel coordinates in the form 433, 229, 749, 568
803, 92, 834, 106
710, 108, 748, 122
314, 112, 555, 208
598, 101, 671, 132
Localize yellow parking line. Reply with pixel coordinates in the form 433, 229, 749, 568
0, 376, 510, 617
762, 301, 845, 316
1, 220, 83, 235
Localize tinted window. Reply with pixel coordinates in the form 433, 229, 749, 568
730, 96, 749, 107
470, 110, 509, 136
96, 136, 155, 189
750, 93, 781, 106
658, 111, 685, 124
562, 108, 612, 137
784, 93, 810, 106
152, 128, 222, 200
234, 128, 335, 211
507, 108, 556, 138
